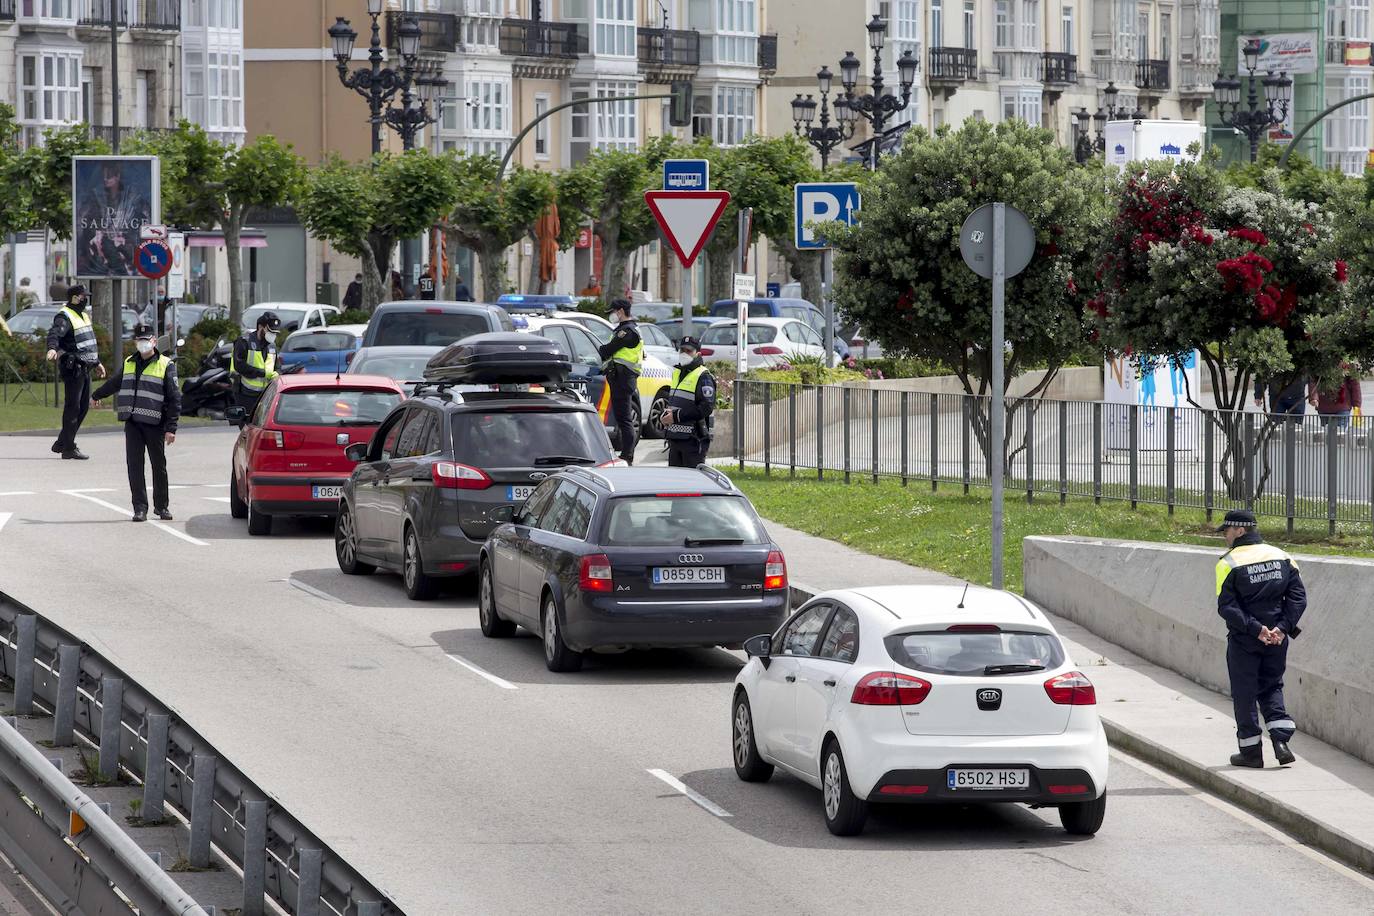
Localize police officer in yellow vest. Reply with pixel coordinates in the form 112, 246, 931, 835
1216, 509, 1307, 769
91, 325, 181, 522
44, 284, 107, 460
597, 299, 643, 464
660, 336, 716, 467
231, 310, 280, 417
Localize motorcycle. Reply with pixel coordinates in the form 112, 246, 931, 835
179, 340, 234, 418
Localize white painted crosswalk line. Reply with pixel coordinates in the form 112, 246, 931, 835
203, 496, 231, 503
0, 492, 35, 498
59, 490, 209, 547
0, 513, 11, 532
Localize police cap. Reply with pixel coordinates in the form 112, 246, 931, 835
608, 298, 633, 317
1216, 509, 1258, 532
132, 323, 156, 339
256, 310, 281, 330
678, 336, 701, 352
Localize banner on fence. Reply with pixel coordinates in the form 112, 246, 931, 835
1104, 351, 1199, 450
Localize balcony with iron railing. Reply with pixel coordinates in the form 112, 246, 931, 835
758, 33, 778, 72
638, 27, 700, 80
1326, 37, 1373, 66
1042, 51, 1077, 85
929, 46, 978, 83
75, 0, 179, 31
1136, 59, 1170, 94
86, 124, 175, 145
0, 0, 14, 21
499, 18, 584, 58
386, 10, 460, 55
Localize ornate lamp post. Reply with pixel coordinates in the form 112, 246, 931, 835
1213, 38, 1293, 162
791, 66, 856, 172
836, 15, 918, 169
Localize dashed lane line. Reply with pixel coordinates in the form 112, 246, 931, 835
202, 496, 231, 503
444, 653, 518, 690
0, 513, 10, 533
58, 490, 209, 547
61, 487, 115, 494
287, 578, 342, 604
646, 769, 733, 818
0, 492, 35, 498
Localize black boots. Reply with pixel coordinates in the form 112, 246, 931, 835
1273, 738, 1296, 766
131, 509, 147, 522
1230, 745, 1264, 768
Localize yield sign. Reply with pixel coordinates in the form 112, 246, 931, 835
644, 190, 731, 269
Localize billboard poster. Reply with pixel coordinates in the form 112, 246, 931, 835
72, 156, 160, 280
1238, 33, 1318, 74
1104, 351, 1200, 451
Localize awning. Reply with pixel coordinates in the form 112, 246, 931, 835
186, 228, 269, 248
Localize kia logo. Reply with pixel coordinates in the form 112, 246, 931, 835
529, 472, 548, 480
978, 689, 1000, 703
678, 553, 704, 563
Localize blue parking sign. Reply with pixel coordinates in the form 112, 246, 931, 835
663, 159, 710, 191
794, 182, 861, 250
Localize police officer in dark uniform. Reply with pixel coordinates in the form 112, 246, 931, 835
597, 299, 642, 465
45, 284, 107, 460
660, 336, 716, 467
231, 311, 281, 417
91, 325, 181, 522
1215, 509, 1307, 768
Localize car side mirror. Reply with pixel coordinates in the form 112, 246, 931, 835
344, 442, 369, 462
224, 406, 247, 425
743, 633, 772, 668
490, 504, 515, 524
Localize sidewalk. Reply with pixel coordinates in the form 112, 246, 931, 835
763, 519, 1374, 875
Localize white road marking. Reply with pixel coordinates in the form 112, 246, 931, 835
444, 653, 518, 690
62, 487, 115, 494
287, 578, 341, 603
203, 496, 231, 503
646, 768, 732, 818
0, 513, 10, 532
0, 492, 35, 498
58, 491, 209, 547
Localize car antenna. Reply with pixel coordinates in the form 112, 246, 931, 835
957, 581, 970, 609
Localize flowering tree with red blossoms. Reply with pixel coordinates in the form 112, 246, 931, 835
1093, 157, 1372, 497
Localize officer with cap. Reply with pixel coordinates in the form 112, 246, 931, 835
597, 298, 642, 464
92, 325, 180, 522
45, 283, 107, 460
660, 336, 716, 467
1215, 509, 1307, 768
231, 311, 281, 417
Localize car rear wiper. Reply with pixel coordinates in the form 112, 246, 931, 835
533, 455, 597, 466
336, 418, 381, 426
684, 537, 745, 546
983, 664, 1046, 675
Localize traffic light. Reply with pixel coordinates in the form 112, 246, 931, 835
669, 81, 693, 127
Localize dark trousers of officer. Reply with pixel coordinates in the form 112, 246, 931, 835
124, 422, 169, 513
667, 437, 710, 468
1226, 636, 1295, 746
55, 369, 91, 452
234, 384, 264, 419
608, 369, 639, 463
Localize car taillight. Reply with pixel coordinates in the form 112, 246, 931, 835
599, 458, 628, 467
1044, 671, 1097, 706
763, 550, 787, 590
699, 347, 714, 356
753, 345, 785, 355
579, 554, 613, 592
267, 429, 306, 449
432, 461, 491, 490
851, 671, 932, 706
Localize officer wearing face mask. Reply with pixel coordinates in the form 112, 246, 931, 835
231, 311, 281, 417
45, 284, 107, 460
91, 325, 181, 522
660, 336, 716, 468
597, 299, 642, 464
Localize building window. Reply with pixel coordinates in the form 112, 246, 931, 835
1137, 10, 1149, 59
710, 0, 757, 65
1326, 73, 1371, 176
931, 0, 942, 45
21, 0, 73, 19
595, 0, 635, 57
18, 51, 82, 145
207, 50, 242, 133
440, 80, 460, 131
468, 78, 511, 136
534, 94, 550, 158
1062, 5, 1073, 53
995, 1, 1011, 49
1000, 88, 1041, 125
714, 85, 755, 146
1160, 12, 1170, 61
594, 81, 637, 150
895, 0, 919, 43
963, 0, 975, 49
1020, 0, 1038, 48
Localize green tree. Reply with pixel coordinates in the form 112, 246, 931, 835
22, 125, 109, 242
443, 154, 556, 300
129, 125, 305, 324
1224, 145, 1357, 207
297, 150, 457, 311
0, 105, 34, 246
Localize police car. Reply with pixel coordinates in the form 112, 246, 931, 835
731, 585, 1109, 836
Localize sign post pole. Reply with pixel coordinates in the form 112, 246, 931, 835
990, 203, 1006, 591
821, 248, 834, 367
732, 272, 755, 380
794, 182, 860, 369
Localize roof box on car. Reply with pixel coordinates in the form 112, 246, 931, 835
423, 332, 573, 385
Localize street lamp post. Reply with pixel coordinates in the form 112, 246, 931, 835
328, 2, 447, 292
1071, 82, 1129, 163
836, 15, 918, 170
1212, 39, 1293, 163
790, 67, 856, 172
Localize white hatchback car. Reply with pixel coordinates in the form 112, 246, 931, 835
731, 585, 1109, 837
699, 317, 828, 368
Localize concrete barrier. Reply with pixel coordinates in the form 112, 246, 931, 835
1023, 535, 1374, 766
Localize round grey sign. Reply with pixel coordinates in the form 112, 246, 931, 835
959, 203, 1035, 280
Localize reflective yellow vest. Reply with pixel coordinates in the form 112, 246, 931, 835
116, 355, 171, 425
663, 365, 710, 439
60, 306, 100, 365
233, 338, 277, 392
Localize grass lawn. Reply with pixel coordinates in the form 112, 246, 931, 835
727, 468, 1374, 593
0, 400, 123, 433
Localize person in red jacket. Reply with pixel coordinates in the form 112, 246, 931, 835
1308, 368, 1363, 429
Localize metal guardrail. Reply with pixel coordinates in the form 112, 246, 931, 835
1136, 58, 1170, 93
1041, 51, 1078, 84
0, 0, 14, 21
0, 591, 398, 916
638, 27, 701, 68
385, 10, 459, 55
929, 46, 978, 82
732, 381, 1374, 535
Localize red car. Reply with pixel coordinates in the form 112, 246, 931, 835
228, 374, 406, 535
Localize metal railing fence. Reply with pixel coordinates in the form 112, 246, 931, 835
732, 380, 1374, 535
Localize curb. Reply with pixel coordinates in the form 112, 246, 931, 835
0, 418, 223, 438
789, 580, 1374, 875
1101, 719, 1374, 875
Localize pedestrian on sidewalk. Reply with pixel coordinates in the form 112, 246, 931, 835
91, 325, 180, 522
342, 273, 363, 310
45, 284, 106, 460
1215, 509, 1307, 769
1309, 369, 1361, 430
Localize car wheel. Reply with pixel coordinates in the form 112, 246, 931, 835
1059, 791, 1107, 836
403, 526, 438, 600
541, 594, 583, 672
335, 504, 374, 576
478, 560, 515, 638
246, 495, 272, 536
228, 470, 247, 519
645, 390, 669, 439
731, 692, 773, 783
821, 740, 868, 836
